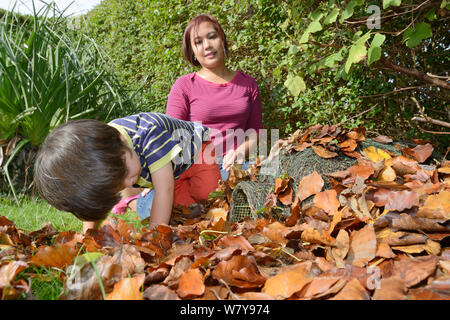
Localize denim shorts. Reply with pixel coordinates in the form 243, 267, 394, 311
136, 189, 155, 220
219, 161, 252, 181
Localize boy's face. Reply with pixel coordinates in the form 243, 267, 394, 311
123, 148, 142, 188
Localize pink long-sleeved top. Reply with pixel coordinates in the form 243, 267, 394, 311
166, 70, 263, 158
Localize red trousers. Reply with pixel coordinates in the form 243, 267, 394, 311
173, 142, 220, 207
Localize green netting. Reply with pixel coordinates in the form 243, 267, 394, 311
227, 138, 441, 223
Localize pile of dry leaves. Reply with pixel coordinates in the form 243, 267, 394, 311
0, 124, 449, 300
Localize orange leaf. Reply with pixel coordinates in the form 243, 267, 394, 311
106, 274, 145, 300
296, 170, 324, 202
314, 190, 340, 216
217, 235, 254, 254
312, 145, 338, 159
373, 135, 393, 144
275, 177, 293, 205
212, 255, 266, 289
391, 255, 438, 288
403, 143, 433, 163
176, 268, 205, 299
329, 278, 370, 300
346, 224, 377, 267
30, 244, 78, 269
301, 228, 336, 246
261, 262, 313, 299
417, 190, 450, 220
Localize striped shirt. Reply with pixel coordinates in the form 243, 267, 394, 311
109, 113, 210, 187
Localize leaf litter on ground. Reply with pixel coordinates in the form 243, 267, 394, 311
0, 124, 449, 300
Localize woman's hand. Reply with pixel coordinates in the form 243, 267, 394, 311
222, 149, 237, 172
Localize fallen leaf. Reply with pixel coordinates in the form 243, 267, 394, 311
403, 143, 433, 163
417, 190, 450, 220
106, 274, 145, 300
391, 255, 438, 287
176, 268, 205, 299
346, 224, 377, 267
301, 228, 336, 246
217, 235, 254, 254
143, 284, 180, 300
262, 262, 313, 299
296, 170, 324, 202
314, 190, 340, 216
312, 145, 338, 159
373, 135, 393, 144
331, 229, 350, 268
30, 244, 78, 269
212, 255, 266, 289
372, 277, 407, 300
376, 242, 396, 259
329, 278, 370, 300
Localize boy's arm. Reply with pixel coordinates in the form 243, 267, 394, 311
148, 162, 174, 228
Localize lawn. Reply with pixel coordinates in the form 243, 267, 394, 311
0, 197, 143, 233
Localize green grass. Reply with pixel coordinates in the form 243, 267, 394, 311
0, 196, 144, 233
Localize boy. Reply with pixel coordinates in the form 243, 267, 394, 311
34, 112, 221, 233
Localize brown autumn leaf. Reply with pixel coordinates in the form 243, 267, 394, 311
176, 268, 205, 299
376, 242, 396, 259
346, 224, 377, 267
417, 190, 450, 220
347, 159, 375, 180
312, 145, 338, 159
372, 277, 407, 300
261, 262, 313, 299
0, 261, 28, 292
60, 254, 124, 300
298, 275, 342, 299
402, 143, 434, 163
296, 170, 324, 202
106, 274, 145, 300
217, 235, 254, 254
274, 177, 293, 205
331, 229, 350, 268
346, 126, 366, 142
30, 244, 78, 269
391, 255, 438, 287
212, 255, 266, 289
391, 156, 419, 176
301, 228, 336, 246
338, 139, 357, 152
367, 189, 419, 211
373, 135, 393, 144
314, 190, 340, 216
143, 284, 180, 300
329, 278, 370, 300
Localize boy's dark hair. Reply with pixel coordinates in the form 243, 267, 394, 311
34, 119, 130, 221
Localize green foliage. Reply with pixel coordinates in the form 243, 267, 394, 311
84, 0, 389, 136
0, 4, 127, 146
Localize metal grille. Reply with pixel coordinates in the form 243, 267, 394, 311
228, 188, 252, 222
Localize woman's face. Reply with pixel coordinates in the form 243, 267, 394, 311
190, 21, 225, 69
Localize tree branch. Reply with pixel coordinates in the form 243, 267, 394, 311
379, 56, 450, 90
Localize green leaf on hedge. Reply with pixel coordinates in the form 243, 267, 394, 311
324, 8, 340, 25
383, 0, 402, 9
284, 74, 306, 97
402, 22, 432, 48
368, 33, 386, 65
345, 43, 367, 73
340, 1, 357, 23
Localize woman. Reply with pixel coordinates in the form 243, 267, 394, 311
166, 14, 263, 180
